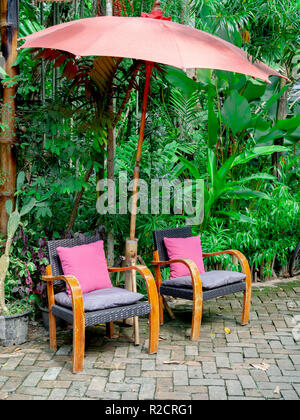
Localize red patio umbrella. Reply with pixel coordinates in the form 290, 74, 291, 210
20, 0, 287, 343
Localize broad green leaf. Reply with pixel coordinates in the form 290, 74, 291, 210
221, 90, 251, 134
250, 115, 271, 132
234, 173, 276, 184
256, 128, 285, 144
16, 171, 25, 191
231, 145, 287, 167
242, 79, 266, 102
275, 114, 300, 131
207, 149, 217, 187
5, 200, 13, 216
20, 198, 36, 217
217, 154, 236, 183
165, 66, 199, 96
286, 126, 300, 139
196, 68, 213, 86
7, 211, 20, 238
178, 156, 201, 179
216, 211, 257, 224
263, 85, 289, 114
222, 187, 271, 200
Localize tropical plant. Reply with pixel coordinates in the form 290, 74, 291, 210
0, 172, 37, 314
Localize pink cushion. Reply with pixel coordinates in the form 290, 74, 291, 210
57, 241, 112, 296
163, 235, 205, 279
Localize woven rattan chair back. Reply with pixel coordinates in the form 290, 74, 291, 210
153, 226, 192, 269
47, 234, 101, 286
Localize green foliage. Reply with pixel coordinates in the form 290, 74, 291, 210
7, 0, 300, 298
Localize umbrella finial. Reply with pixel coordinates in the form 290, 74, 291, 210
152, 0, 162, 12
141, 0, 171, 20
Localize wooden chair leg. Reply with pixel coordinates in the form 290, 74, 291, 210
48, 311, 57, 351
148, 309, 159, 355
46, 279, 57, 351
106, 322, 114, 338
190, 299, 203, 341
159, 294, 164, 325
72, 316, 85, 373
242, 287, 251, 325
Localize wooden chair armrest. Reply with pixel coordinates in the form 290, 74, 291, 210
42, 274, 84, 323
42, 274, 81, 291
202, 250, 251, 285
151, 258, 203, 291
108, 264, 158, 306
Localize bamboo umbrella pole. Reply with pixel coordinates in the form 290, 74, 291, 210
124, 62, 153, 345
129, 62, 153, 240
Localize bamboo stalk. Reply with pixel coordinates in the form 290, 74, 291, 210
0, 0, 18, 237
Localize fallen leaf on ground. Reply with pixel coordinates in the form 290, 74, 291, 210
159, 336, 167, 341
224, 327, 231, 334
185, 361, 200, 366
250, 362, 270, 371
163, 361, 184, 365
274, 386, 280, 394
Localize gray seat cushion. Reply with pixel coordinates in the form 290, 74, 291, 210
162, 270, 246, 290
55, 287, 144, 312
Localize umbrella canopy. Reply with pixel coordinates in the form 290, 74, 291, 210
20, 15, 284, 84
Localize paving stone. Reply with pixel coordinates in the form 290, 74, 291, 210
238, 375, 257, 389
216, 356, 230, 368
49, 388, 67, 400
277, 359, 295, 371
22, 372, 44, 387
208, 386, 227, 400
290, 355, 300, 365
173, 370, 188, 386
155, 391, 191, 400
67, 380, 88, 398
1, 377, 23, 393
187, 366, 203, 379
86, 377, 107, 395
226, 380, 244, 396
121, 391, 138, 400
139, 383, 156, 400
229, 352, 244, 364
202, 361, 217, 374
125, 364, 141, 377
108, 369, 125, 383
42, 367, 62, 381
18, 386, 51, 397
141, 359, 155, 371
280, 389, 300, 400
243, 348, 259, 358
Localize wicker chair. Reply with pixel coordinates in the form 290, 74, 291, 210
152, 226, 251, 341
42, 234, 159, 373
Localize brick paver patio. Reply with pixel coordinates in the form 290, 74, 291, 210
0, 279, 299, 400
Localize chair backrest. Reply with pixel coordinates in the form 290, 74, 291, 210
47, 234, 101, 284
153, 226, 192, 269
